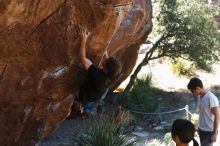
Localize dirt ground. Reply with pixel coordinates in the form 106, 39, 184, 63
40, 89, 220, 146
39, 90, 193, 146
40, 104, 167, 146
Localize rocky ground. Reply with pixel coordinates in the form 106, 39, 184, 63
40, 103, 168, 146
40, 89, 220, 146
39, 88, 198, 146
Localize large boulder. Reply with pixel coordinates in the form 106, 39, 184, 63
0, 0, 152, 145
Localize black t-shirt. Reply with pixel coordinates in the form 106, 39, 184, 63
78, 65, 112, 102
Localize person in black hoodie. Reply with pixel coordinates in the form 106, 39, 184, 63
77, 27, 122, 113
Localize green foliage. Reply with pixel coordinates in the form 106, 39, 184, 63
156, 0, 220, 71
171, 60, 195, 77
115, 110, 134, 128
77, 116, 135, 146
125, 0, 220, 92
164, 133, 175, 146
121, 75, 159, 112
145, 139, 166, 146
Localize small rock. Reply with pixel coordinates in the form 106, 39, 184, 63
134, 126, 143, 132
132, 131, 149, 138
154, 126, 163, 130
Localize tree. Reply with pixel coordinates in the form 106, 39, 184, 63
124, 0, 220, 92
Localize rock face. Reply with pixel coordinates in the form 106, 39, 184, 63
0, 0, 152, 145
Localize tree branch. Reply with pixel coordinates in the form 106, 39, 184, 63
124, 32, 169, 93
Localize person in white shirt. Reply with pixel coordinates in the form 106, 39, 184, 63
187, 77, 220, 146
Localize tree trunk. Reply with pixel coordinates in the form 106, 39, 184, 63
123, 33, 167, 93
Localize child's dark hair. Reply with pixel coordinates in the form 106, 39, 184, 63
187, 77, 203, 90
171, 119, 199, 146
105, 57, 122, 78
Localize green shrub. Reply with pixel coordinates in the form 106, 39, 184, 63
146, 139, 167, 146
115, 110, 134, 128
77, 116, 135, 146
164, 132, 175, 146
121, 75, 159, 113
171, 60, 195, 77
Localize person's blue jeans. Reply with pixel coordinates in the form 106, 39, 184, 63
198, 128, 213, 146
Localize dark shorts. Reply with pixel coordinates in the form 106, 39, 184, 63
198, 128, 213, 146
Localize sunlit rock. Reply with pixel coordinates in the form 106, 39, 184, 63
0, 0, 152, 145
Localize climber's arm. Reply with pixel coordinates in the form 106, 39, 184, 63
79, 27, 92, 70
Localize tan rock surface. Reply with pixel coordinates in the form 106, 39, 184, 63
0, 0, 152, 145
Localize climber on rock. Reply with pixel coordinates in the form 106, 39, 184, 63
77, 27, 122, 114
